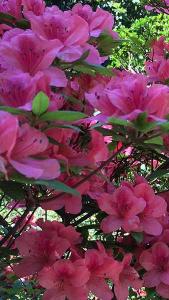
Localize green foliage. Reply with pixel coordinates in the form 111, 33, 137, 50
111, 13, 169, 71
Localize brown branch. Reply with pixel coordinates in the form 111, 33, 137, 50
42, 145, 125, 204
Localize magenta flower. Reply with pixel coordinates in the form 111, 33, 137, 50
8, 124, 60, 179
140, 242, 169, 288
72, 4, 115, 38
22, 0, 45, 16
112, 254, 142, 300
146, 37, 169, 82
86, 73, 169, 121
38, 259, 90, 300
0, 72, 37, 107
14, 220, 81, 277
0, 111, 18, 176
85, 242, 114, 300
133, 183, 167, 236
0, 0, 22, 18
0, 30, 62, 75
27, 11, 89, 62
97, 186, 146, 233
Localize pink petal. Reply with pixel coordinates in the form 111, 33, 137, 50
101, 216, 122, 233
142, 217, 163, 236
143, 270, 161, 287
10, 158, 60, 179
65, 15, 89, 46
69, 266, 90, 287
38, 267, 58, 289
43, 67, 67, 87
41, 197, 64, 211
65, 284, 88, 300
13, 256, 44, 277
156, 283, 169, 299
114, 283, 129, 300
43, 288, 65, 300
65, 195, 82, 214
139, 250, 155, 271
88, 277, 113, 300
161, 271, 169, 285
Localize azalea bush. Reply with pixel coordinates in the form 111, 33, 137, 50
1, 0, 169, 300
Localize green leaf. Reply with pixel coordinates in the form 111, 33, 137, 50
11, 173, 80, 196
131, 232, 143, 244
144, 136, 163, 146
0, 12, 16, 21
73, 62, 113, 76
0, 181, 25, 199
160, 121, 169, 132
96, 31, 124, 55
40, 110, 87, 122
132, 112, 157, 132
108, 116, 131, 126
15, 18, 30, 29
0, 106, 28, 116
55, 124, 83, 132
35, 180, 80, 196
32, 92, 49, 116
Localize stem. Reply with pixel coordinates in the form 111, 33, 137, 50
0, 207, 30, 247
43, 145, 125, 204
7, 207, 37, 248
72, 210, 98, 227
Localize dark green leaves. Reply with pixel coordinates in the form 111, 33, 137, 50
0, 181, 25, 200
34, 180, 80, 196
132, 232, 143, 244
11, 173, 80, 196
32, 92, 49, 116
73, 62, 113, 76
132, 112, 157, 132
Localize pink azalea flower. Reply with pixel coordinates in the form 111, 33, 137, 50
111, 254, 142, 300
38, 259, 90, 300
0, 30, 62, 76
90, 7, 115, 37
72, 4, 115, 37
140, 242, 169, 288
0, 111, 18, 155
146, 37, 169, 82
26, 11, 89, 62
36, 219, 81, 246
97, 186, 146, 233
8, 124, 60, 179
85, 242, 114, 300
0, 72, 37, 107
22, 0, 45, 16
14, 221, 81, 277
0, 111, 18, 176
86, 73, 169, 121
0, 0, 22, 18
133, 183, 167, 236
